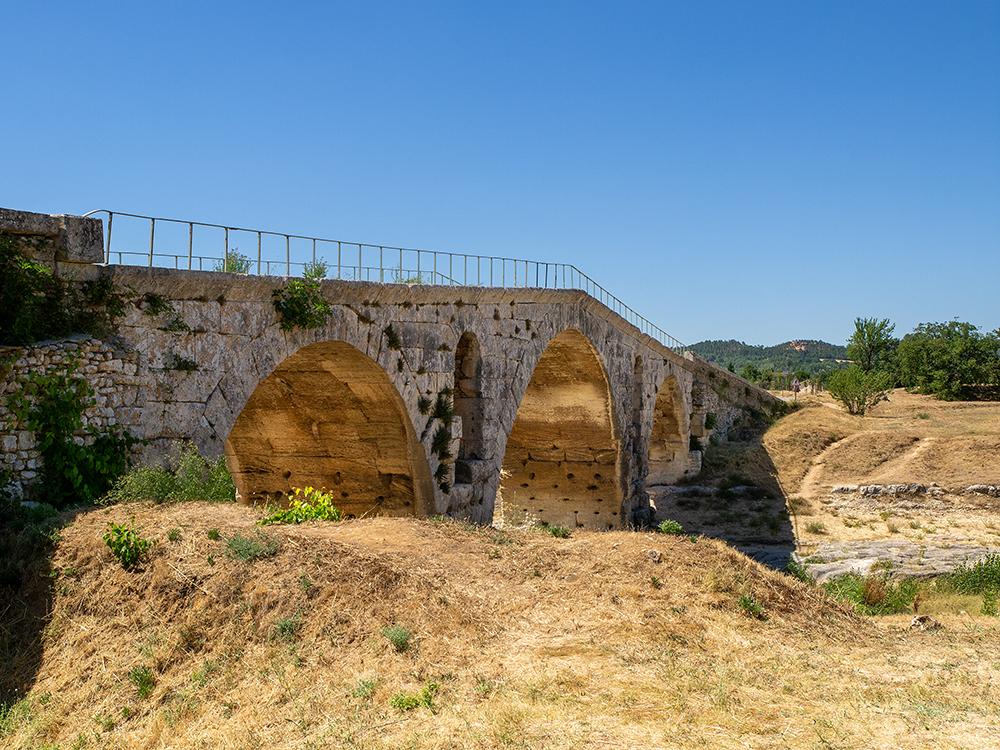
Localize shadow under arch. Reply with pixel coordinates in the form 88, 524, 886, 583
224, 340, 434, 518
496, 328, 623, 529
647, 374, 692, 485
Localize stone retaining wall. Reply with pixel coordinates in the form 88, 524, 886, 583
0, 336, 145, 485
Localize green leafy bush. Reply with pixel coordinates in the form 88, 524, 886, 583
259, 486, 342, 525
0, 234, 124, 345
390, 681, 438, 711
213, 248, 252, 274
948, 553, 1000, 595
103, 518, 154, 568
303, 258, 328, 279
271, 279, 332, 330
658, 520, 684, 535
102, 442, 235, 505
544, 525, 571, 538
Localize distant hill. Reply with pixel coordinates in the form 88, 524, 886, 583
690, 339, 849, 375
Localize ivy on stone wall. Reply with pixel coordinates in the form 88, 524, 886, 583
7, 357, 140, 506
0, 234, 129, 345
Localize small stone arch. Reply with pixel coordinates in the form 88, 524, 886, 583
647, 374, 690, 485
495, 328, 622, 529
453, 331, 485, 463
224, 339, 434, 517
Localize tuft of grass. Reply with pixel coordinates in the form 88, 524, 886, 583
737, 594, 767, 620
225, 531, 280, 562
351, 678, 378, 700
658, 519, 684, 535
129, 666, 156, 699
206, 528, 219, 541
783, 559, 812, 583
821, 573, 920, 615
167, 528, 181, 542
544, 525, 571, 539
805, 521, 826, 535
381, 624, 414, 653
268, 615, 302, 643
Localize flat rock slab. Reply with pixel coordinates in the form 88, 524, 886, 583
796, 539, 999, 583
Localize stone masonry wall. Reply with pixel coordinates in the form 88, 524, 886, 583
0, 208, 784, 524
0, 336, 145, 488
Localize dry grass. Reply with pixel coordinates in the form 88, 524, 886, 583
2, 503, 1000, 748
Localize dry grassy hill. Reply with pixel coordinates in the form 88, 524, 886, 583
3, 389, 1000, 748
2, 499, 1000, 749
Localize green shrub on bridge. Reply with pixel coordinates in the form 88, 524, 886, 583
271, 279, 332, 330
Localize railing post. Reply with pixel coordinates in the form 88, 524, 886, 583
286, 235, 290, 276
257, 232, 262, 275
105, 212, 113, 263
224, 227, 229, 271
337, 241, 342, 280
148, 218, 156, 267
188, 224, 194, 270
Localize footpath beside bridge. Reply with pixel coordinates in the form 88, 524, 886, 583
1, 208, 780, 528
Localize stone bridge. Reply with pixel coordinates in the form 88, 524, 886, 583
1, 209, 780, 527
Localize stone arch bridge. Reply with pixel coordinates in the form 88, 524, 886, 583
1, 209, 780, 527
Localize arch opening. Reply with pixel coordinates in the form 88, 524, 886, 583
224, 340, 433, 517
454, 331, 485, 465
647, 375, 689, 485
496, 329, 622, 529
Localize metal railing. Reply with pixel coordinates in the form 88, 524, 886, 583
82, 209, 688, 354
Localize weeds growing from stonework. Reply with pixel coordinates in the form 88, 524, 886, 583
101, 442, 235, 505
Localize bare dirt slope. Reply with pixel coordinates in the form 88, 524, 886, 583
3, 502, 999, 749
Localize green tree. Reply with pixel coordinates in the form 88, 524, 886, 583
826, 366, 892, 415
846, 317, 897, 373
896, 320, 1000, 401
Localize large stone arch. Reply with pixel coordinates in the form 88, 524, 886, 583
495, 328, 623, 529
223, 339, 435, 518
647, 374, 690, 485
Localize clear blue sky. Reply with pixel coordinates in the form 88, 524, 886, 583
3, 1, 997, 347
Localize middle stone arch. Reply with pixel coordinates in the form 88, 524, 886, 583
496, 328, 623, 529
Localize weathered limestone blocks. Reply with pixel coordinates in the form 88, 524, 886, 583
0, 336, 145, 486
0, 242, 781, 522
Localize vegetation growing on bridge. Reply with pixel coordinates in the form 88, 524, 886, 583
271, 278, 332, 330
7, 357, 140, 507
0, 234, 129, 345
